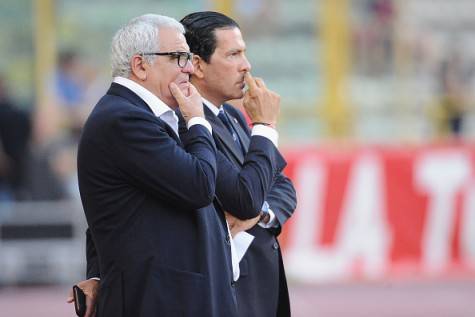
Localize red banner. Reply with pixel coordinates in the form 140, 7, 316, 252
280, 144, 475, 281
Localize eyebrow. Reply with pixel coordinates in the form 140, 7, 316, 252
227, 48, 245, 54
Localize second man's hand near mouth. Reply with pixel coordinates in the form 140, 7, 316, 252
243, 72, 280, 129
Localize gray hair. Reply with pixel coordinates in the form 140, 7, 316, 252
111, 14, 185, 78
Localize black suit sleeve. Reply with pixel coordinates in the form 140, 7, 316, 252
82, 109, 218, 279
215, 136, 286, 219
178, 110, 285, 220
226, 105, 297, 234
265, 173, 297, 236
86, 228, 100, 279
110, 109, 217, 210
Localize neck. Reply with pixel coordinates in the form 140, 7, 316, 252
192, 80, 224, 108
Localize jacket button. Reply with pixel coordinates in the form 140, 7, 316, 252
272, 242, 279, 250
225, 235, 231, 245
231, 281, 236, 287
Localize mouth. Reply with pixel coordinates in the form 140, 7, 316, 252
237, 79, 246, 89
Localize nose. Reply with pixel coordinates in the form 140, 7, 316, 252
182, 59, 194, 74
241, 55, 251, 72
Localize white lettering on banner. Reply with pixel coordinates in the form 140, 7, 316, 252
415, 151, 471, 272
286, 153, 390, 281
333, 153, 390, 279
462, 181, 475, 265
285, 157, 330, 281
287, 157, 325, 251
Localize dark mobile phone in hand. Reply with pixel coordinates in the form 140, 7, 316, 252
72, 285, 86, 317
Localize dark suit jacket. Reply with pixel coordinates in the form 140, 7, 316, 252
184, 104, 297, 317
78, 83, 237, 317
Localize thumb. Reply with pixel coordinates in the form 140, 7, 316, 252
169, 82, 186, 105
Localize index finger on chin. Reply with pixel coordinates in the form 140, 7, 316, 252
169, 82, 185, 104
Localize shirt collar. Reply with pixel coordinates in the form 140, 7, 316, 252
113, 76, 179, 136
113, 76, 173, 118
202, 97, 222, 117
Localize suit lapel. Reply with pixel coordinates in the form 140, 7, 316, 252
108, 83, 182, 146
108, 83, 151, 114
204, 106, 244, 165
163, 123, 182, 146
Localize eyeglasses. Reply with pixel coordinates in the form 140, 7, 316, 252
141, 51, 193, 68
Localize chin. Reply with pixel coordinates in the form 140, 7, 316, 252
234, 90, 245, 99
164, 96, 179, 109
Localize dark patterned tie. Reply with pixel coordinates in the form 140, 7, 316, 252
218, 109, 243, 153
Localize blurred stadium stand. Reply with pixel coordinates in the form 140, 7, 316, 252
0, 201, 87, 285
1, 0, 475, 316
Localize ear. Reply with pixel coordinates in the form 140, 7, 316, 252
192, 55, 206, 79
130, 54, 148, 81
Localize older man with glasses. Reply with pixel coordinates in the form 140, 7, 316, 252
69, 12, 288, 317
72, 14, 237, 317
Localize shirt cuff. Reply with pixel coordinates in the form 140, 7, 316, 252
258, 201, 277, 228
187, 117, 212, 134
89, 277, 100, 281
251, 124, 278, 147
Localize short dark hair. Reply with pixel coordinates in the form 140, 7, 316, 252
180, 11, 239, 63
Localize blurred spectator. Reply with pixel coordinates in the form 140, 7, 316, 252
354, 0, 396, 75
34, 50, 105, 200
369, 0, 395, 74
25, 142, 71, 201
0, 74, 69, 201
0, 75, 31, 201
53, 50, 97, 139
436, 49, 473, 137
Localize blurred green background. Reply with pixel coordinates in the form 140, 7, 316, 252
3, 0, 474, 146
1, 1, 475, 316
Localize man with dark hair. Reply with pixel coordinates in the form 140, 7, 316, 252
180, 11, 296, 317
180, 12, 239, 63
